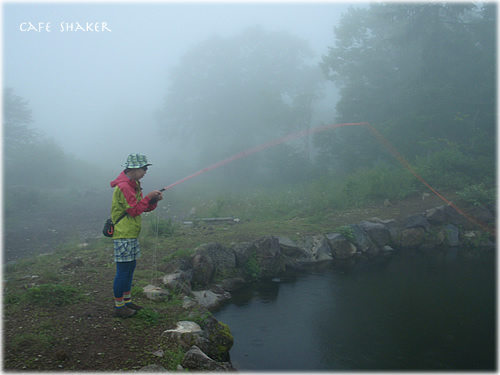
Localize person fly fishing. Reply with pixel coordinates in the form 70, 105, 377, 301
109, 153, 163, 317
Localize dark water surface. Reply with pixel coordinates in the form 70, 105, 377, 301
214, 249, 496, 371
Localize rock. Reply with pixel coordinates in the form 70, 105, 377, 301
192, 290, 231, 310
190, 253, 214, 288
143, 285, 169, 301
381, 245, 395, 252
138, 364, 168, 372
444, 205, 477, 230
162, 321, 204, 347
194, 243, 236, 283
326, 233, 357, 259
181, 346, 236, 371
401, 227, 426, 248
403, 214, 430, 231
297, 235, 332, 262
161, 270, 192, 295
425, 206, 447, 225
181, 296, 198, 309
152, 349, 164, 357
244, 235, 284, 281
359, 220, 390, 251
378, 219, 401, 247
348, 224, 375, 253
190, 242, 237, 288
232, 242, 256, 268
420, 228, 446, 249
444, 224, 460, 246
277, 236, 310, 260
198, 316, 234, 362
467, 205, 494, 225
461, 231, 495, 249
220, 277, 246, 292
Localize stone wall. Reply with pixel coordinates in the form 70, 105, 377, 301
150, 203, 495, 371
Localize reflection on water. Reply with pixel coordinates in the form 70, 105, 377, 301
214, 249, 496, 371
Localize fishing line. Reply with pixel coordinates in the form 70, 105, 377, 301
157, 121, 494, 236
150, 208, 160, 286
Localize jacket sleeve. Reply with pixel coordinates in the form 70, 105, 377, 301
144, 201, 158, 212
119, 183, 153, 217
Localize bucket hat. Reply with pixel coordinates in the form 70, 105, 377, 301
122, 153, 152, 169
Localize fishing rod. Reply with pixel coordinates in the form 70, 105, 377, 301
156, 121, 494, 236
158, 122, 366, 192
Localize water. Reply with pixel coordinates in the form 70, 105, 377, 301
214, 249, 496, 371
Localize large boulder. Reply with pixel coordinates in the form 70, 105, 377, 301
467, 205, 495, 226
192, 289, 231, 310
401, 227, 426, 248
231, 241, 256, 268
376, 219, 401, 247
276, 236, 311, 260
163, 316, 234, 367
190, 242, 236, 288
162, 321, 204, 348
198, 315, 234, 362
348, 224, 374, 253
359, 220, 391, 252
181, 346, 236, 372
326, 233, 357, 259
243, 235, 284, 281
296, 235, 333, 262
425, 206, 448, 225
443, 205, 477, 230
190, 252, 214, 288
161, 270, 192, 295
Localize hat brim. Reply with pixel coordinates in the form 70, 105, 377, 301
122, 163, 153, 169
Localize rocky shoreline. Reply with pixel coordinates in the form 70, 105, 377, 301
141, 203, 495, 371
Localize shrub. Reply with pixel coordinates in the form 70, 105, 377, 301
457, 183, 496, 206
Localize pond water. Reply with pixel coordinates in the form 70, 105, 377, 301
214, 249, 496, 371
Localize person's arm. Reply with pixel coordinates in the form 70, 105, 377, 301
120, 184, 156, 217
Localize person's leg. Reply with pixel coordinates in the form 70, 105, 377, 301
122, 260, 143, 310
113, 261, 137, 317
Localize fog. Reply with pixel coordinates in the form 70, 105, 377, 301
4, 1, 355, 187
4, 2, 495, 263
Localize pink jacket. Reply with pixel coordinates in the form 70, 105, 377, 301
109, 171, 157, 238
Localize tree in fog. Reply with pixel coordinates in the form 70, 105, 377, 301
317, 3, 496, 179
157, 26, 325, 184
3, 88, 67, 191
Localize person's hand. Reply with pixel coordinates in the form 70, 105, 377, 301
146, 190, 163, 202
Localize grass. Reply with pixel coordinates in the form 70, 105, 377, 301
23, 283, 86, 307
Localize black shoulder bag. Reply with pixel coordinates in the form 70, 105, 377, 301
102, 212, 127, 237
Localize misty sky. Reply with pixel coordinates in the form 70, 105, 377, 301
3, 1, 359, 168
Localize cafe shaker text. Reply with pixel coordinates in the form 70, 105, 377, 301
19, 22, 111, 32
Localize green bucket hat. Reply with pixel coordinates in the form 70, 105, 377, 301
122, 153, 152, 169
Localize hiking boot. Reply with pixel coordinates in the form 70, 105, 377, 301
125, 302, 144, 311
113, 305, 137, 318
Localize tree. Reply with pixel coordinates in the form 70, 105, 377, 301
3, 87, 37, 160
317, 3, 496, 177
3, 88, 67, 189
157, 26, 325, 184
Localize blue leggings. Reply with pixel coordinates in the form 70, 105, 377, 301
113, 260, 136, 298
